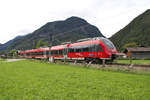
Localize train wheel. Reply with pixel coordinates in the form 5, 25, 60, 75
95, 58, 102, 64
85, 57, 92, 63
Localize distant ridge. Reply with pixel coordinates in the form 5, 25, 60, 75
110, 9, 150, 50
0, 16, 104, 51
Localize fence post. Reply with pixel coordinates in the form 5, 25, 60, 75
102, 59, 105, 67
129, 55, 133, 69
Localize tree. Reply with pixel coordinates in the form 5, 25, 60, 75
123, 42, 138, 49
9, 49, 17, 57
0, 51, 4, 55
35, 40, 48, 49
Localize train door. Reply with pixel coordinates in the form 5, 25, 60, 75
48, 48, 54, 63
64, 48, 68, 59
95, 44, 99, 57
24, 53, 27, 58
90, 44, 97, 58
43, 50, 47, 58
49, 49, 54, 62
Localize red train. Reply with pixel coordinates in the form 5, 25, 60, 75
17, 37, 118, 63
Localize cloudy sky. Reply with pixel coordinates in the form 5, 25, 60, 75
0, 0, 150, 44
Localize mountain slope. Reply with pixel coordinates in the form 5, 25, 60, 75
0, 36, 25, 51
110, 9, 150, 50
1, 16, 104, 51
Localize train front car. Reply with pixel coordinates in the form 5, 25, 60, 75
99, 37, 118, 61
67, 37, 118, 63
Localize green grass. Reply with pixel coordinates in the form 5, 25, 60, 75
114, 59, 150, 65
0, 59, 6, 62
0, 60, 150, 100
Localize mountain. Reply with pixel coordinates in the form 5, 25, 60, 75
0, 43, 2, 50
0, 36, 24, 51
0, 16, 104, 51
110, 9, 150, 51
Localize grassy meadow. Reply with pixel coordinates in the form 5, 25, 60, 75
114, 59, 150, 65
0, 59, 6, 62
0, 60, 150, 100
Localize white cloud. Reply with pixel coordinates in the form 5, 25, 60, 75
0, 0, 150, 43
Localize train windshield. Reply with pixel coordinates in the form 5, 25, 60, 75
100, 38, 115, 49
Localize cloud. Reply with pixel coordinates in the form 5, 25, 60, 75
0, 0, 150, 43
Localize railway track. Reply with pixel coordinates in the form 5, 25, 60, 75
55, 59, 150, 67
32, 58, 150, 71
54, 59, 150, 71
107, 63, 150, 67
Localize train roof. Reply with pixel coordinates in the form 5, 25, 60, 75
50, 45, 67, 50
22, 47, 49, 53
18, 37, 113, 53
69, 39, 102, 47
76, 37, 104, 42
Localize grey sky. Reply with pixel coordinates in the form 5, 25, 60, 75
0, 0, 150, 44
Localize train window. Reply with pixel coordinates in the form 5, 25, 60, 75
89, 45, 93, 52
35, 52, 38, 55
69, 48, 71, 53
76, 48, 80, 52
35, 52, 43, 55
68, 44, 102, 53
68, 48, 71, 53
51, 50, 63, 55
79, 48, 82, 52
69, 48, 74, 53
59, 50, 61, 55
59, 50, 60, 55
52, 50, 55, 55
92, 45, 96, 52
59, 50, 63, 55
30, 53, 32, 55
62, 50, 64, 55
82, 47, 89, 52
60, 50, 62, 55
46, 51, 49, 55
71, 48, 73, 52
100, 38, 115, 49
57, 50, 58, 55
59, 50, 61, 54
34, 52, 36, 55
88, 45, 95, 52
96, 44, 103, 52
51, 51, 53, 55
41, 52, 44, 55
72, 48, 74, 53
57, 50, 61, 55
54, 51, 56, 55
55, 51, 57, 55
58, 50, 60, 55
37, 52, 39, 55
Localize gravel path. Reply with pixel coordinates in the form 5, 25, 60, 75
4, 59, 25, 62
